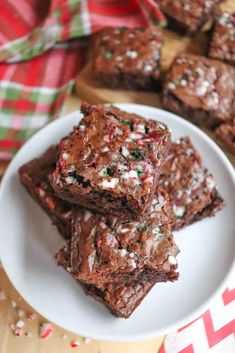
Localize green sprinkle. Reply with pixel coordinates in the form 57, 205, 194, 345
136, 224, 148, 232
130, 149, 145, 161
104, 51, 112, 59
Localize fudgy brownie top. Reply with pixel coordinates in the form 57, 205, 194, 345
209, 11, 235, 64
70, 189, 178, 288
56, 244, 178, 318
92, 26, 163, 78
159, 137, 222, 229
53, 103, 171, 205
164, 53, 235, 121
19, 146, 72, 238
157, 0, 219, 33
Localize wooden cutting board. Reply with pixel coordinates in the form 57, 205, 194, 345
75, 0, 235, 166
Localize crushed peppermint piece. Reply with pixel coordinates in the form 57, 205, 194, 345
84, 210, 92, 221
121, 146, 130, 158
126, 50, 138, 59
122, 170, 138, 180
173, 205, 186, 218
167, 82, 176, 90
27, 312, 36, 321
11, 300, 16, 308
13, 327, 22, 337
17, 308, 26, 318
61, 334, 67, 340
99, 178, 119, 189
168, 255, 178, 265
0, 290, 6, 300
79, 124, 85, 131
62, 152, 69, 160
206, 175, 215, 191
65, 176, 76, 185
83, 337, 92, 344
119, 249, 128, 257
16, 319, 25, 329
180, 79, 187, 86
71, 340, 80, 348
38, 188, 45, 197
144, 64, 153, 73
39, 323, 54, 339
102, 146, 110, 152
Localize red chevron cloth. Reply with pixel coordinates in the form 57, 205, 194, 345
159, 280, 235, 353
0, 0, 166, 161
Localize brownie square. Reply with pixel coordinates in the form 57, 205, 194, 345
69, 188, 179, 290
56, 244, 178, 318
18, 146, 72, 240
92, 26, 163, 91
52, 103, 171, 221
157, 0, 220, 35
208, 12, 235, 66
215, 118, 235, 154
159, 137, 225, 230
163, 53, 235, 128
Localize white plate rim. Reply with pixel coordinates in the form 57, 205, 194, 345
0, 103, 234, 342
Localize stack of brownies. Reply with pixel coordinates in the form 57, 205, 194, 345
19, 103, 224, 318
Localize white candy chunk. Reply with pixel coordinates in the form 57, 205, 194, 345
121, 146, 130, 157
102, 146, 110, 152
62, 152, 69, 160
167, 82, 176, 90
173, 205, 186, 218
84, 210, 92, 221
126, 50, 138, 59
99, 178, 119, 188
168, 255, 178, 265
16, 319, 25, 328
119, 249, 128, 257
65, 176, 76, 184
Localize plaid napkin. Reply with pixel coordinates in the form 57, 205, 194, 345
0, 0, 166, 161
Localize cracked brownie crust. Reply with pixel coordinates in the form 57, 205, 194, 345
159, 137, 225, 230
52, 103, 171, 221
163, 53, 235, 128
92, 26, 163, 91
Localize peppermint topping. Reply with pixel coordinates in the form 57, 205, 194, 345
168, 255, 178, 265
126, 50, 138, 59
167, 82, 176, 90
65, 176, 76, 184
121, 146, 130, 158
99, 178, 119, 188
173, 205, 186, 218
71, 340, 80, 348
39, 323, 54, 339
62, 152, 69, 160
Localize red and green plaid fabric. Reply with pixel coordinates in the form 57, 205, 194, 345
0, 0, 166, 161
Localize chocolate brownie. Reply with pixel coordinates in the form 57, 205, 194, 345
92, 26, 163, 91
69, 188, 179, 289
208, 12, 235, 65
156, 0, 220, 35
19, 146, 72, 240
215, 118, 235, 154
163, 53, 235, 128
159, 137, 225, 230
52, 103, 171, 221
56, 242, 178, 318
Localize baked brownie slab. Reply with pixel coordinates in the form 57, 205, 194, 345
69, 188, 178, 290
215, 118, 235, 154
159, 137, 225, 230
163, 53, 235, 128
19, 146, 72, 240
208, 12, 235, 65
156, 0, 221, 35
92, 26, 163, 91
56, 243, 178, 318
52, 103, 171, 221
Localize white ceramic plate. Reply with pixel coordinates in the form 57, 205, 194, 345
0, 104, 234, 342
